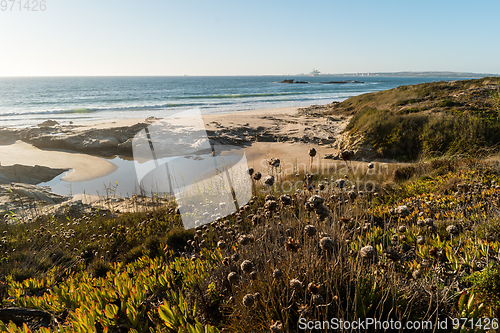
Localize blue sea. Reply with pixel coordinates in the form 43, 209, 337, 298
0, 76, 477, 128
0, 75, 481, 197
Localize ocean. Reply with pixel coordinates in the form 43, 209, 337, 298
0, 75, 482, 197
0, 76, 476, 128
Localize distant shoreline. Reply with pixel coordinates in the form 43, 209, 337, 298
290, 71, 499, 78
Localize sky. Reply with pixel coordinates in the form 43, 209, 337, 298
1, 0, 499, 76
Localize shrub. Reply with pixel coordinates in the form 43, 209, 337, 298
437, 99, 458, 107
88, 259, 113, 278
465, 264, 500, 317
165, 228, 195, 252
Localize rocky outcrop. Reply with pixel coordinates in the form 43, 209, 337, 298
0, 121, 155, 157
0, 165, 68, 185
0, 183, 70, 222
279, 79, 309, 84
37, 120, 59, 127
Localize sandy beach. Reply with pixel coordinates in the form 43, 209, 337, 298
0, 105, 350, 185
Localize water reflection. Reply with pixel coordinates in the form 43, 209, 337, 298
38, 156, 144, 198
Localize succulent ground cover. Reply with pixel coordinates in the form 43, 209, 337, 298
1, 156, 500, 332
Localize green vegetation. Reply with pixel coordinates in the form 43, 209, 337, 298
1, 156, 500, 331
3, 77, 500, 332
492, 88, 500, 119
329, 77, 500, 161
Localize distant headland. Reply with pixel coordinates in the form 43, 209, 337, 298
292, 70, 500, 78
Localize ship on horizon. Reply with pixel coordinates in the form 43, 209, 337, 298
309, 69, 321, 76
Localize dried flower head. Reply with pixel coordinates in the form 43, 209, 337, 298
285, 237, 300, 252
417, 235, 426, 245
384, 248, 401, 261
265, 194, 276, 202
227, 272, 239, 284
269, 158, 281, 168
264, 200, 279, 211
249, 271, 258, 280
304, 225, 317, 237
359, 245, 376, 259
307, 195, 324, 208
348, 191, 358, 200
251, 214, 261, 226
263, 175, 275, 186
273, 268, 283, 279
240, 260, 253, 273
315, 204, 330, 220
398, 225, 407, 233
289, 278, 303, 291
340, 149, 353, 161
446, 225, 459, 235
312, 294, 325, 306
309, 148, 317, 157
395, 205, 410, 217
238, 234, 254, 246
279, 194, 293, 205
270, 321, 283, 333
336, 179, 346, 189
253, 172, 262, 181
421, 258, 432, 268
308, 282, 321, 294
319, 237, 335, 251
242, 294, 255, 307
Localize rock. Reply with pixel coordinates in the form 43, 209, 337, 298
38, 120, 59, 127
0, 183, 70, 222
6, 183, 68, 205
0, 165, 67, 185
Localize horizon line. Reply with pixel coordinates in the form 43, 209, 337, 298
1, 71, 499, 78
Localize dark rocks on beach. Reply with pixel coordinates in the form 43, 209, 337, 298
38, 120, 59, 127
1, 121, 155, 157
0, 164, 68, 185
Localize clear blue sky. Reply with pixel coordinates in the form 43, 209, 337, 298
1, 0, 499, 76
